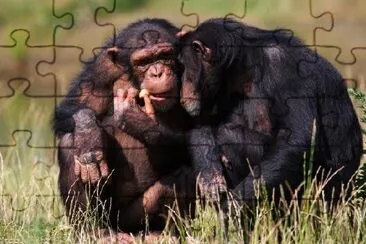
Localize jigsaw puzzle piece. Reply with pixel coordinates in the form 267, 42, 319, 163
0, 30, 57, 97
53, 0, 118, 62
37, 47, 84, 97
0, 80, 56, 148
312, 0, 366, 62
311, 47, 366, 90
347, 49, 366, 91
38, 0, 123, 97
252, 0, 332, 47
0, 131, 56, 183
180, 0, 331, 47
180, 0, 246, 29
95, 0, 186, 37
0, 0, 72, 46
0, 131, 59, 217
310, 1, 366, 90
299, 44, 366, 90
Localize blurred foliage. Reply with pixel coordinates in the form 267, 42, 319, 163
0, 0, 148, 60
114, 0, 149, 12
350, 89, 366, 124
0, 0, 148, 26
60, 0, 149, 15
356, 163, 366, 198
349, 88, 366, 198
8, 32, 28, 61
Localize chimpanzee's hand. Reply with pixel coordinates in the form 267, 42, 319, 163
73, 109, 110, 184
97, 230, 134, 244
197, 171, 227, 202
74, 151, 109, 184
113, 88, 160, 138
113, 88, 168, 145
188, 126, 228, 202
113, 88, 140, 123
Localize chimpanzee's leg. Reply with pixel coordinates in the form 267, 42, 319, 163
116, 166, 196, 232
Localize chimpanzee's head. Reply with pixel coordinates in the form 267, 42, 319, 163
105, 18, 183, 112
178, 18, 249, 117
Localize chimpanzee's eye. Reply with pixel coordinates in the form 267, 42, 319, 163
135, 58, 154, 67
155, 51, 175, 62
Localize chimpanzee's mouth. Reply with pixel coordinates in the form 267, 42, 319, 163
137, 91, 172, 107
150, 95, 166, 101
149, 91, 172, 101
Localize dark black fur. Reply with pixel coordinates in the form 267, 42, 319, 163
179, 18, 363, 204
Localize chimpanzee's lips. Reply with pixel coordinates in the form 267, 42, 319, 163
149, 91, 172, 101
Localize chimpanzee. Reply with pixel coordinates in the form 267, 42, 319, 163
178, 18, 363, 205
53, 18, 196, 239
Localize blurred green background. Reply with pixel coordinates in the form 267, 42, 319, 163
0, 1, 365, 241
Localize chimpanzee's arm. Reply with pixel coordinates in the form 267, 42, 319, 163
101, 107, 187, 146
53, 48, 124, 183
233, 99, 314, 202
101, 102, 225, 171
185, 126, 227, 199
121, 112, 227, 195
102, 100, 227, 197
233, 130, 307, 202
53, 48, 123, 135
53, 83, 113, 135
121, 117, 225, 173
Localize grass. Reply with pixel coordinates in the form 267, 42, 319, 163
1, 151, 366, 243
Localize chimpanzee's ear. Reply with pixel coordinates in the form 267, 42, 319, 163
106, 47, 119, 64
192, 40, 212, 61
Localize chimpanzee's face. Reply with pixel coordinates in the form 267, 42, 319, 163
130, 41, 181, 112
179, 35, 221, 117
110, 25, 182, 113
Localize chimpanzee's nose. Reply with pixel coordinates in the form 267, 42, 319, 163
149, 64, 163, 78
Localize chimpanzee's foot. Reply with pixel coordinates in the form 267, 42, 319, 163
97, 230, 178, 244
97, 229, 134, 244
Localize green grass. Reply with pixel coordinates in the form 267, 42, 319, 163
1, 151, 366, 243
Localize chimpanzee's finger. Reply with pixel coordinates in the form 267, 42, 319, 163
114, 92, 123, 120
121, 99, 131, 112
117, 88, 128, 101
116, 232, 134, 243
113, 96, 120, 115
127, 87, 138, 104
126, 97, 136, 106
74, 156, 81, 177
88, 163, 101, 184
115, 88, 127, 110
114, 89, 128, 116
80, 164, 88, 183
99, 160, 109, 179
94, 151, 103, 159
